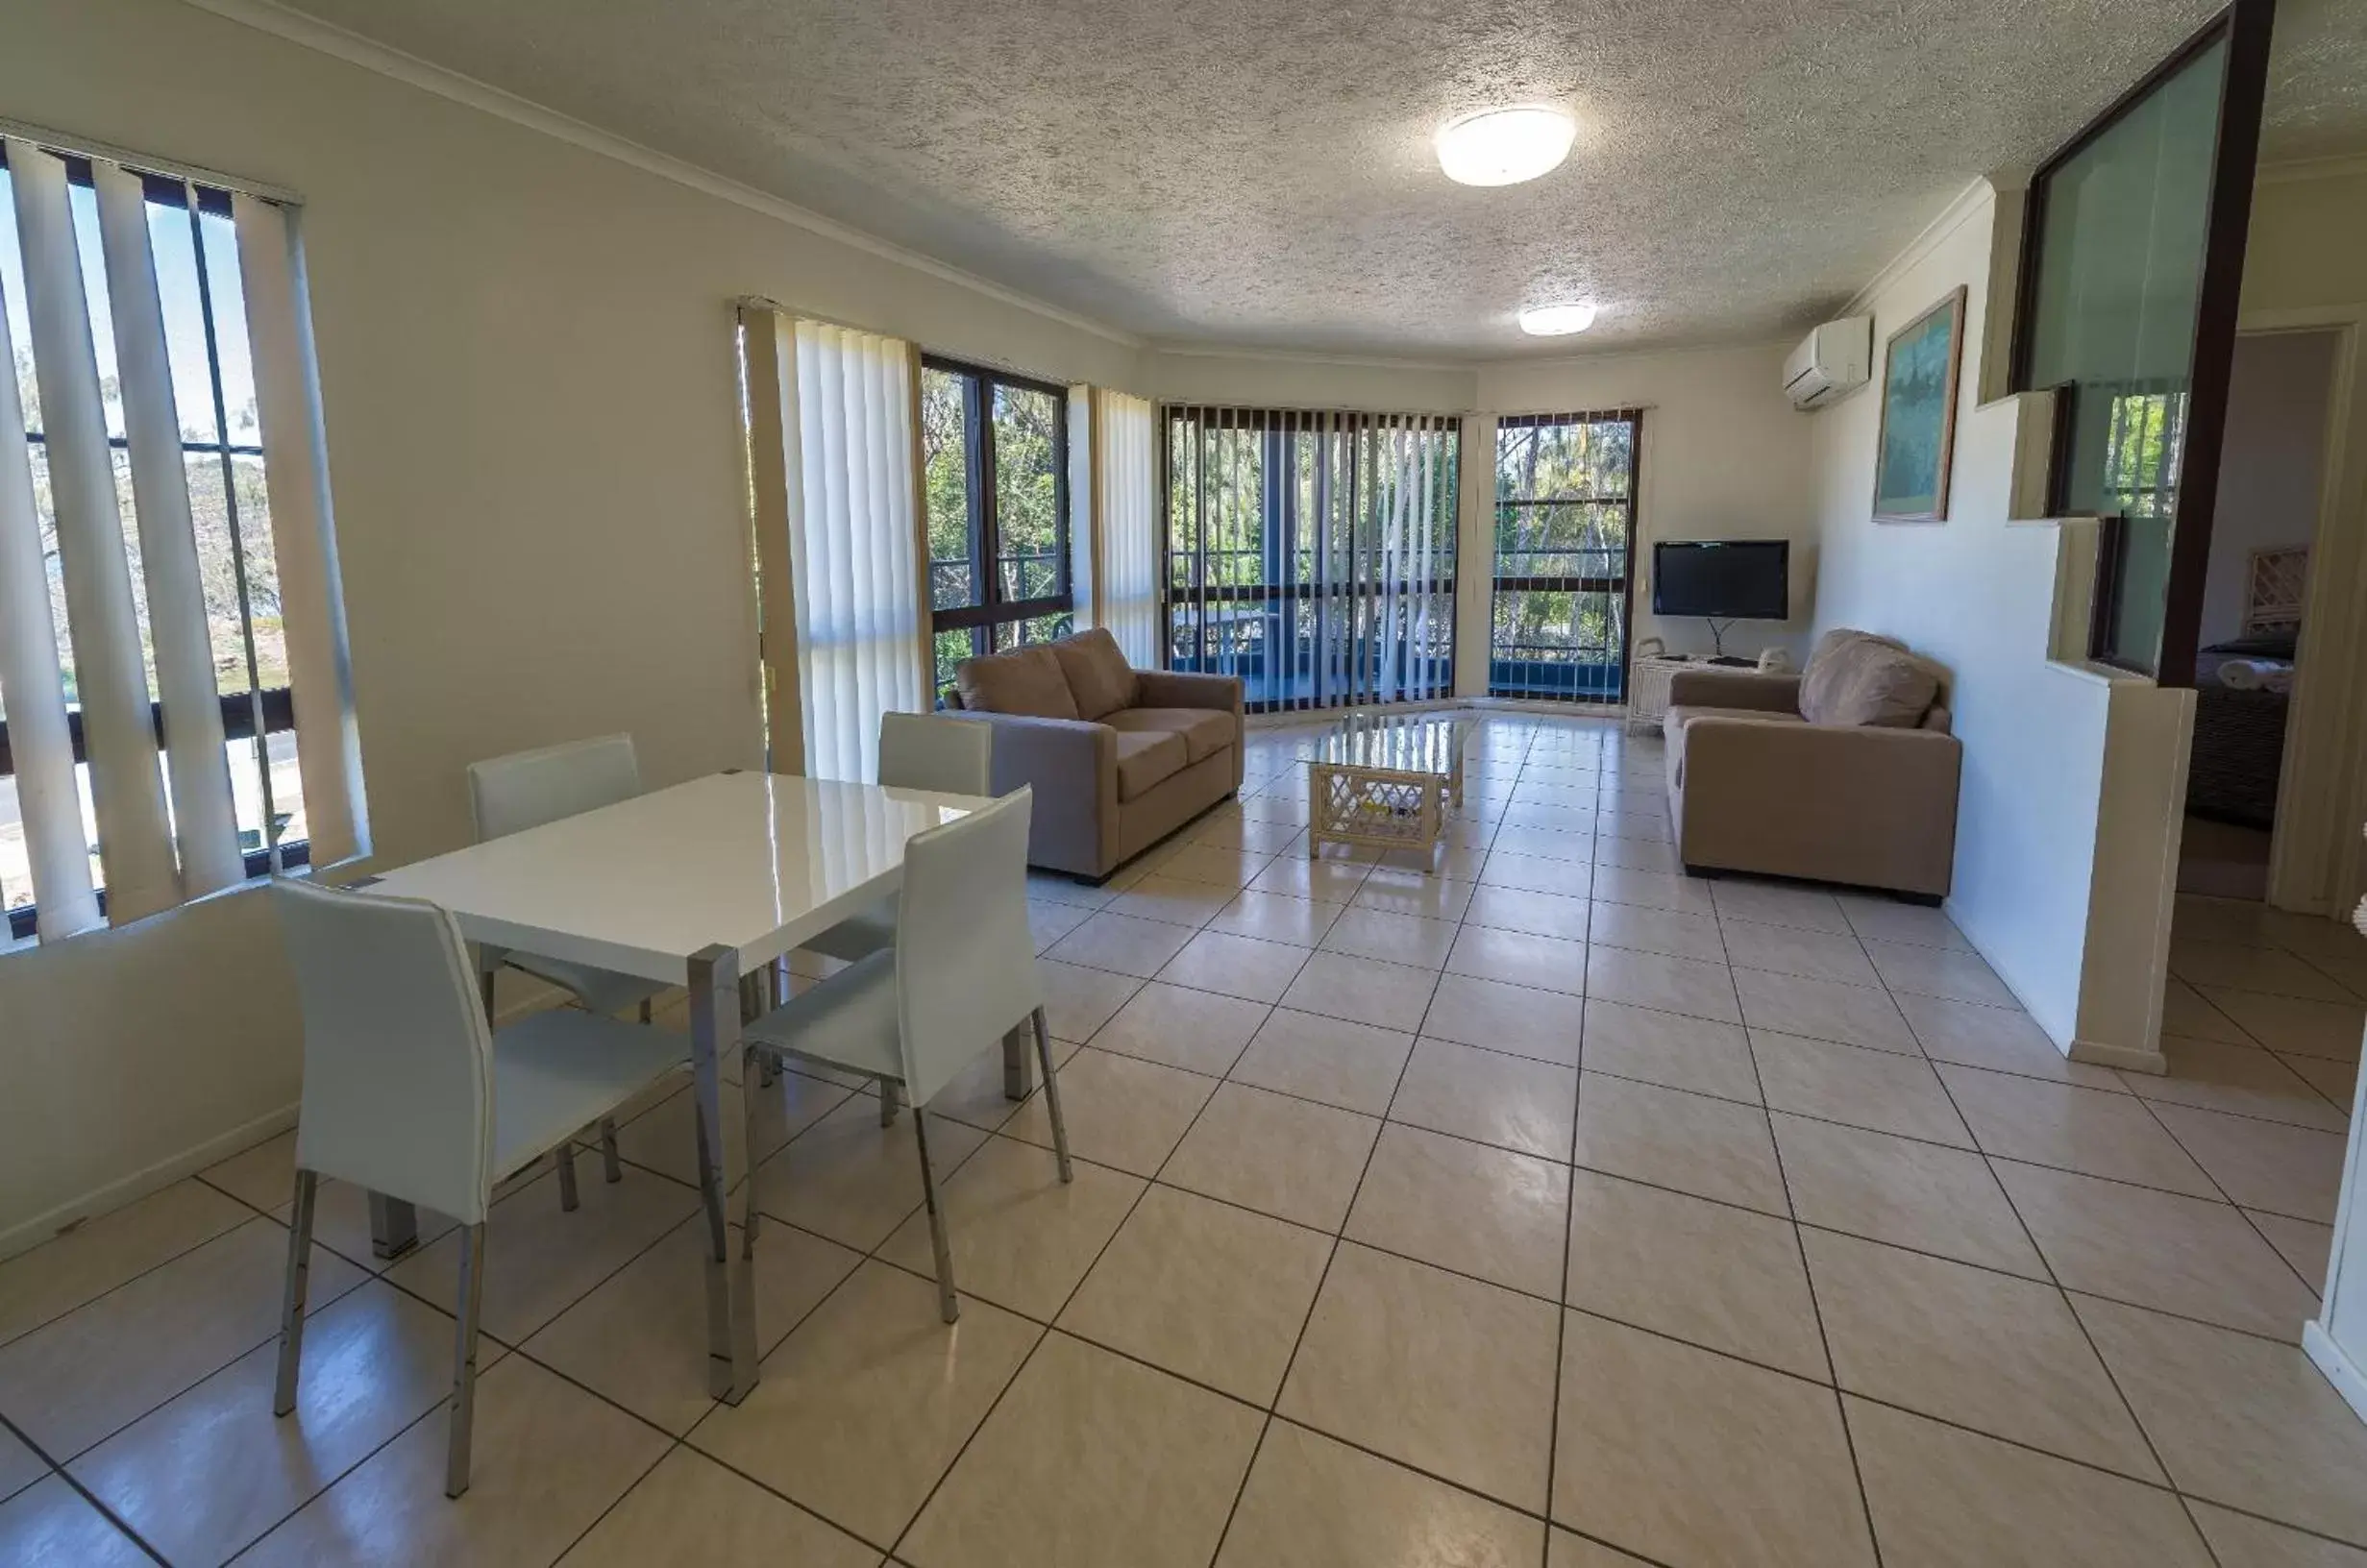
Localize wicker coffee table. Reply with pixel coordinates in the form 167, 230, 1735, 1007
1306, 711, 1477, 859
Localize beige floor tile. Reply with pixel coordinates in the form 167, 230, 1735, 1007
1443, 924, 1589, 997
1590, 834, 1683, 874
2166, 977, 2255, 1043
1249, 856, 1374, 905
1106, 872, 1241, 928
1088, 981, 1271, 1076
2172, 940, 2360, 1003
2149, 1101, 2347, 1222
1391, 1039, 1577, 1161
1378, 842, 1490, 880
68, 1280, 462, 1567
1036, 959, 1146, 1042
1844, 1396, 2210, 1568
1002, 1045, 1217, 1176
1351, 869, 1478, 921
1592, 815, 1676, 848
1464, 884, 1595, 943
2280, 1049, 2360, 1113
2076, 1294, 2367, 1548
615, 1070, 853, 1187
755, 1097, 990, 1250
1420, 973, 1584, 1066
0, 1217, 367, 1462
1571, 1072, 1787, 1215
2200, 988, 2364, 1063
1489, 825, 1598, 866
1772, 1114, 2048, 1278
1994, 1161, 2320, 1338
1549, 1528, 1657, 1566
1585, 899, 1725, 964
239, 1354, 669, 1568
1154, 843, 1279, 892
688, 1260, 1038, 1546
1586, 943, 1741, 1023
1164, 1082, 1381, 1231
1552, 1310, 1873, 1567
1027, 873, 1118, 910
2250, 1210, 2334, 1293
1803, 1228, 2159, 1478
199, 1133, 315, 1213
1059, 1185, 1330, 1404
1837, 894, 1973, 951
1322, 906, 1460, 969
1580, 998, 1762, 1102
903, 1331, 1262, 1568
1209, 888, 1345, 947
1564, 1168, 1827, 1380
1940, 1066, 2217, 1196
1157, 929, 1313, 1004
1897, 990, 2126, 1088
2125, 1036, 2346, 1131
1282, 950, 1442, 1031
1479, 849, 1597, 896
1219, 1418, 1544, 1568
1866, 939, 2018, 1006
1751, 1030, 1973, 1146
1227, 1008, 1414, 1116
525, 1214, 859, 1433
0, 1427, 40, 1506
924, 1035, 1080, 1134
1044, 910, 1200, 978
0, 1178, 251, 1346
1026, 895, 1095, 953
1191, 813, 1305, 856
2189, 1499, 2367, 1568
1499, 800, 1599, 835
1279, 1243, 1560, 1511
1724, 919, 1880, 988
1708, 880, 1853, 933
558, 1447, 877, 1568
0, 1476, 151, 1567
1589, 866, 1717, 914
877, 1137, 1146, 1321
1734, 966, 1914, 1051
1347, 1123, 1569, 1298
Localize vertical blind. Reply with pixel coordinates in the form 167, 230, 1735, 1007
1094, 389, 1159, 667
1162, 405, 1457, 713
0, 135, 364, 944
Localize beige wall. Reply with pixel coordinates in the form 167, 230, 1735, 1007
0, 0, 1142, 1251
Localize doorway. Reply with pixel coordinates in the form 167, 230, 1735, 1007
2177, 328, 2342, 900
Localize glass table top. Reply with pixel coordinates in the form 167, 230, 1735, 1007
1311, 711, 1474, 776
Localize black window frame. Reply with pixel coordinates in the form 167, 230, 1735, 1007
922, 354, 1074, 688
1487, 409, 1643, 703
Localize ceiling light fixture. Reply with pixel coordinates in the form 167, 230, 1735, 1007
1435, 106, 1576, 186
1518, 302, 1599, 336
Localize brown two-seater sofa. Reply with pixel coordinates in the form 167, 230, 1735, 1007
1663, 629, 1962, 901
945, 628, 1245, 881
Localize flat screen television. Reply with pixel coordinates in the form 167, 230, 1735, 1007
1652, 540, 1789, 621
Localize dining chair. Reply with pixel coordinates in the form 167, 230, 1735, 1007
742, 787, 1065, 1324
467, 734, 668, 1203
269, 877, 686, 1497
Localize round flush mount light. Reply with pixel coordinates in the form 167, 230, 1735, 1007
1518, 302, 1599, 336
1435, 106, 1576, 186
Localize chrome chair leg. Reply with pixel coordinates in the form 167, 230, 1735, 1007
879, 1080, 900, 1127
1031, 1008, 1073, 1184
600, 1117, 623, 1184
741, 1044, 763, 1260
555, 1139, 580, 1212
273, 1169, 318, 1416
912, 1110, 958, 1324
446, 1223, 486, 1499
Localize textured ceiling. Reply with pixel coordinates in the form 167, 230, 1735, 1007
268, 0, 2367, 356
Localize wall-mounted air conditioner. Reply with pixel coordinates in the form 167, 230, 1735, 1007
1784, 316, 1872, 408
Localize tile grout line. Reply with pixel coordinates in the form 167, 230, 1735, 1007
0, 1407, 170, 1565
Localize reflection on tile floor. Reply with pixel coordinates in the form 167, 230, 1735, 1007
5, 713, 2366, 1566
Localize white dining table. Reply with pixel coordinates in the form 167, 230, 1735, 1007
361, 769, 1019, 1403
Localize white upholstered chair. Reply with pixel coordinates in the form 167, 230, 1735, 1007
269, 878, 685, 1497
742, 788, 1065, 1323
466, 734, 667, 1200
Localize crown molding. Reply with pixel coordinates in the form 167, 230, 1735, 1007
1840, 177, 1995, 319
2257, 150, 2367, 184
175, 0, 1145, 350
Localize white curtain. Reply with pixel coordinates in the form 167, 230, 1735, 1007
1095, 389, 1158, 666
0, 135, 366, 943
750, 312, 925, 783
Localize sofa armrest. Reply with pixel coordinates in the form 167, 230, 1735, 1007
940, 711, 1120, 876
1665, 669, 1802, 713
1678, 718, 1961, 894
1133, 669, 1245, 790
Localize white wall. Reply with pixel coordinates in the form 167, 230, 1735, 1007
0, 0, 1143, 1251
1141, 347, 1476, 414
2202, 330, 2339, 650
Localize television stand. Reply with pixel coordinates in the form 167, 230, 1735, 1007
1706, 654, 1753, 668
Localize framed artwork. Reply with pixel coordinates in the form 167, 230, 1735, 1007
1873, 285, 1967, 522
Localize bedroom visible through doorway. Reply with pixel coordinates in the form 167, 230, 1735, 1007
2178, 327, 2341, 900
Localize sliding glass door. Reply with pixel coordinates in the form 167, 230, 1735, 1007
1162, 407, 1457, 712
1489, 410, 1641, 701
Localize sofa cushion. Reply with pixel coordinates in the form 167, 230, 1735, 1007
955, 644, 1080, 721
1798, 630, 1937, 728
1051, 627, 1139, 721
1664, 705, 1802, 786
1113, 728, 1189, 800
1105, 706, 1234, 765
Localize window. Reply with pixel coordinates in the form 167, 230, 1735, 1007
1489, 410, 1640, 701
1162, 407, 1457, 713
1, 141, 345, 943
922, 356, 1073, 693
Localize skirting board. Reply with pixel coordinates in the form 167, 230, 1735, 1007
2305, 1319, 2367, 1428
2068, 1037, 2169, 1075
0, 1101, 297, 1262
